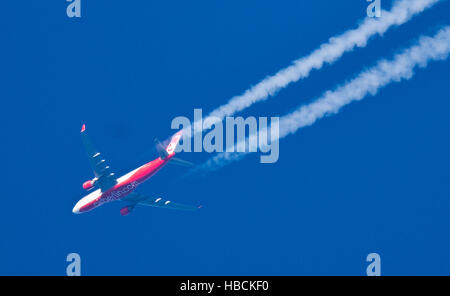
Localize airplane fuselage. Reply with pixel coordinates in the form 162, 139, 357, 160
72, 154, 174, 214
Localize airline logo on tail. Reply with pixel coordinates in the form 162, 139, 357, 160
166, 131, 182, 155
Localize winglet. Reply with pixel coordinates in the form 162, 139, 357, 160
81, 124, 86, 133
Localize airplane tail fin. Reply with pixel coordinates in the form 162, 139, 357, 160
165, 130, 183, 156
155, 130, 183, 159
155, 131, 193, 166
155, 138, 168, 159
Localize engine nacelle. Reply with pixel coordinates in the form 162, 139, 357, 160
120, 206, 134, 216
82, 180, 95, 191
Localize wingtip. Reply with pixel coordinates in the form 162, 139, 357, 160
81, 124, 86, 133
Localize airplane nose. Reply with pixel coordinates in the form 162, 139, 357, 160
72, 203, 81, 214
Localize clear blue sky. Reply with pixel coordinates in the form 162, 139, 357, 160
1, 1, 450, 275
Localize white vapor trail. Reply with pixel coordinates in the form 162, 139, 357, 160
173, 0, 439, 143
205, 0, 440, 121
197, 26, 450, 173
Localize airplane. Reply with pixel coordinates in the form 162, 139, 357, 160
72, 124, 200, 216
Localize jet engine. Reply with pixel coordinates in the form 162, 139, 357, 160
120, 205, 135, 216
82, 179, 96, 191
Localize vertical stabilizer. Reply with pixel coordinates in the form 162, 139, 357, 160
165, 130, 183, 156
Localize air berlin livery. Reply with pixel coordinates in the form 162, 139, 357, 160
73, 125, 199, 216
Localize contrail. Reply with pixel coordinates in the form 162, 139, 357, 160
205, 0, 440, 121
174, 0, 440, 142
196, 25, 450, 173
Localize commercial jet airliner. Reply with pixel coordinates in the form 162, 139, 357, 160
72, 125, 199, 216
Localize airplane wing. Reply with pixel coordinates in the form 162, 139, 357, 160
81, 124, 117, 191
122, 192, 200, 211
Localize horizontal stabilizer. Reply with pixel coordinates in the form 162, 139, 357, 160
169, 157, 194, 167
155, 138, 169, 159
